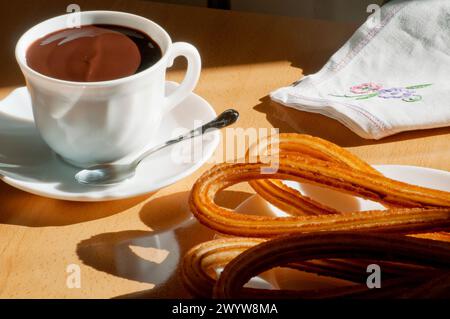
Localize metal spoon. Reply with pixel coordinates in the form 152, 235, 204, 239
75, 109, 239, 186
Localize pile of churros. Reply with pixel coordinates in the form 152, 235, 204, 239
182, 133, 450, 298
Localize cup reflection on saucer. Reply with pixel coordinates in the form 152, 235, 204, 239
15, 11, 201, 167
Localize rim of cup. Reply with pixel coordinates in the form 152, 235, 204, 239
15, 10, 173, 87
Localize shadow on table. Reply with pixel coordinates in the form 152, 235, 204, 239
76, 190, 253, 298
0, 98, 153, 226
254, 95, 450, 148
0, 181, 153, 227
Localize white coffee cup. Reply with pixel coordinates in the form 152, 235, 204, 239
15, 11, 201, 167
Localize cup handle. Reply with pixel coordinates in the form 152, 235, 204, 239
164, 42, 201, 112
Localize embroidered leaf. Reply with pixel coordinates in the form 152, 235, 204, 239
405, 84, 432, 89
329, 94, 349, 98
402, 95, 422, 102
329, 94, 366, 98
356, 93, 378, 100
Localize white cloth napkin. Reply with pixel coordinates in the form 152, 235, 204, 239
271, 0, 450, 139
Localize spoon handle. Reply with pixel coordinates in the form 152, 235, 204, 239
134, 109, 239, 164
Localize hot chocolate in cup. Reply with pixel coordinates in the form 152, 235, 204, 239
16, 11, 201, 167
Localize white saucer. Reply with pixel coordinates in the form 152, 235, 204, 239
235, 165, 450, 290
0, 82, 220, 201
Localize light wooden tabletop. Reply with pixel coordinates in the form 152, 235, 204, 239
0, 0, 448, 299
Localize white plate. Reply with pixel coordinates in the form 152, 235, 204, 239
0, 82, 219, 201
235, 165, 450, 290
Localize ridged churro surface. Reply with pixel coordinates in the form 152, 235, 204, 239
183, 133, 450, 298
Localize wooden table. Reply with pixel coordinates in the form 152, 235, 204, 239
0, 0, 448, 299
